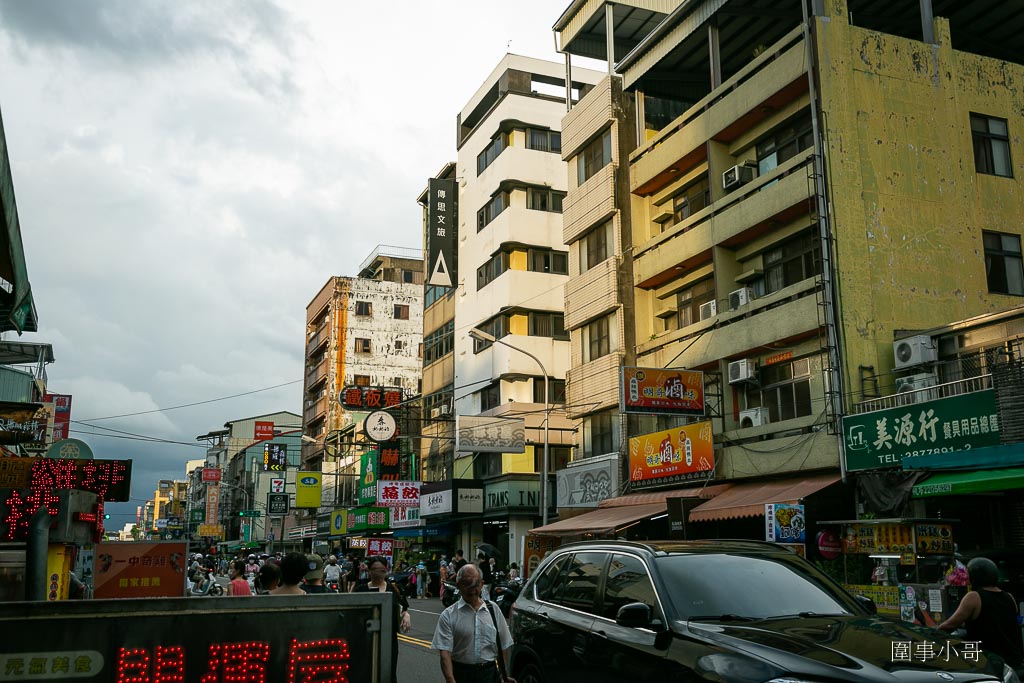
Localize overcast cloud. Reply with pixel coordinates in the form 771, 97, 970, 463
0, 1, 600, 527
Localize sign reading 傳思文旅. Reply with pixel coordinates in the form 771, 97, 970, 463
620, 367, 705, 416
842, 390, 1000, 471
628, 421, 714, 489
427, 177, 458, 288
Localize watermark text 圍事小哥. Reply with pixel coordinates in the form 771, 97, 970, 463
891, 640, 981, 663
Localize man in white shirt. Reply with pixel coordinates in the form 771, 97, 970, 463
431, 564, 514, 683
323, 555, 343, 588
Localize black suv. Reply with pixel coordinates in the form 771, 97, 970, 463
509, 540, 1013, 683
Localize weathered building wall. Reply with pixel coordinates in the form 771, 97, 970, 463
817, 3, 1024, 400
345, 277, 423, 397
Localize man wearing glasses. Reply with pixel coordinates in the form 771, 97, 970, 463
431, 564, 515, 683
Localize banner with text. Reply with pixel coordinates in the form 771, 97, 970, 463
628, 421, 714, 488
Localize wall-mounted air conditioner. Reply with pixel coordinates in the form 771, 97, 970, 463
723, 164, 755, 191
893, 335, 937, 370
895, 373, 939, 403
430, 407, 442, 419
739, 407, 770, 428
438, 404, 451, 416
698, 300, 718, 321
728, 359, 758, 385
729, 287, 754, 310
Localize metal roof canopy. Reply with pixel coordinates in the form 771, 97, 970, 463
530, 501, 668, 536
557, 2, 672, 62
0, 340, 52, 365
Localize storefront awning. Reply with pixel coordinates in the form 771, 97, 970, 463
911, 467, 1024, 498
598, 484, 732, 508
529, 502, 666, 537
902, 442, 1024, 471
688, 472, 841, 522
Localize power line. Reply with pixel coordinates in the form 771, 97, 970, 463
77, 379, 304, 422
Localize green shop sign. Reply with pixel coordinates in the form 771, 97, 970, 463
347, 506, 390, 533
843, 389, 1000, 471
358, 450, 378, 506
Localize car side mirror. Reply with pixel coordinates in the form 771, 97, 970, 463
616, 602, 653, 628
855, 594, 878, 615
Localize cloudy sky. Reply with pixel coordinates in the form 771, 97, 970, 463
0, 1, 601, 527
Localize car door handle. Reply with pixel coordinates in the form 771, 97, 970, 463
536, 611, 550, 622
592, 630, 609, 641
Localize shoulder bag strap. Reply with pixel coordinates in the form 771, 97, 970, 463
486, 601, 509, 682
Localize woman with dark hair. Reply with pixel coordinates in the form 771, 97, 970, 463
226, 560, 252, 597
356, 556, 410, 683
255, 562, 281, 595
940, 557, 1023, 668
270, 552, 309, 596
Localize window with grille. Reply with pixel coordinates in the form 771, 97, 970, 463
745, 358, 813, 423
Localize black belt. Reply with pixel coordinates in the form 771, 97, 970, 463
453, 661, 495, 670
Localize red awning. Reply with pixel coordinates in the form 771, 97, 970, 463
598, 483, 732, 508
688, 472, 841, 522
529, 502, 667, 537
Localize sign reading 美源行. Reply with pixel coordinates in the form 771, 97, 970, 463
842, 390, 1000, 471
620, 367, 705, 416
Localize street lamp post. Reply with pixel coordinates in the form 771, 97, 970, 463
468, 328, 551, 526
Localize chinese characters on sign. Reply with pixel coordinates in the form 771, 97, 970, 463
376, 480, 421, 508
366, 537, 395, 562
843, 390, 1000, 471
93, 542, 188, 599
628, 421, 714, 489
890, 641, 981, 663
254, 421, 274, 442
263, 443, 288, 472
427, 177, 458, 287
620, 367, 705, 416
765, 503, 806, 544
340, 386, 403, 410
201, 467, 221, 483
456, 416, 525, 453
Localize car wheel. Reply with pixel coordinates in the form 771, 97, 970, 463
514, 658, 544, 683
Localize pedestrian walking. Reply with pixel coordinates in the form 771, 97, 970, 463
432, 564, 514, 683
269, 552, 309, 596
356, 556, 410, 683
225, 560, 252, 597
416, 561, 429, 599
478, 552, 493, 601
255, 562, 281, 594
301, 554, 330, 594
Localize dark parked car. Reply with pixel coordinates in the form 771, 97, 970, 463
509, 540, 1014, 683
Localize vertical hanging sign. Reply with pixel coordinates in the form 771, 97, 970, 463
427, 177, 458, 287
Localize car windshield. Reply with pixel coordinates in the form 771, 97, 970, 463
656, 552, 858, 620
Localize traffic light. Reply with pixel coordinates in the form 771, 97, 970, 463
104, 513, 110, 520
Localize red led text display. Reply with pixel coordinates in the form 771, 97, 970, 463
0, 595, 383, 682
0, 457, 132, 541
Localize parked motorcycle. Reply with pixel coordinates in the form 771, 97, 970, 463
325, 579, 341, 593
441, 580, 459, 608
491, 576, 522, 618
189, 569, 224, 597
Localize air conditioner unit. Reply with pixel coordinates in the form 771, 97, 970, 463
729, 287, 754, 310
739, 407, 770, 428
895, 373, 939, 403
728, 359, 758, 385
438, 404, 451, 416
893, 335, 937, 370
723, 164, 755, 191
698, 300, 718, 321
430, 407, 442, 419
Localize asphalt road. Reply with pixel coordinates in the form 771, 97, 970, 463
398, 596, 446, 683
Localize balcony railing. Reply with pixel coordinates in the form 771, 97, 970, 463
307, 359, 327, 386
852, 375, 992, 414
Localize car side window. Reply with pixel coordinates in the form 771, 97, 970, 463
533, 554, 569, 602
549, 552, 606, 615
602, 553, 658, 621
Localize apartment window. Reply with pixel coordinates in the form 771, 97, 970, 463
535, 446, 571, 473
577, 128, 612, 185
394, 304, 410, 320
477, 132, 510, 175
971, 114, 1013, 177
676, 278, 716, 329
528, 312, 568, 340
474, 451, 503, 479
760, 231, 821, 296
354, 375, 371, 387
667, 177, 710, 230
480, 383, 501, 412
533, 378, 566, 404
477, 252, 510, 290
395, 340, 405, 351
423, 321, 454, 365
527, 128, 561, 153
355, 338, 371, 353
473, 315, 510, 352
477, 191, 509, 231
527, 188, 565, 213
984, 231, 1024, 296
529, 249, 568, 275
584, 316, 611, 362
580, 221, 611, 272
425, 284, 452, 308
586, 410, 616, 456
403, 270, 415, 284
355, 301, 372, 316
392, 377, 403, 388
757, 115, 813, 177
746, 358, 813, 423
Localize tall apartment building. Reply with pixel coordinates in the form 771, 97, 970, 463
443, 55, 603, 559
551, 2, 671, 512
577, 0, 1024, 537
301, 246, 425, 471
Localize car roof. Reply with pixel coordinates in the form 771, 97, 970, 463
550, 539, 791, 557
